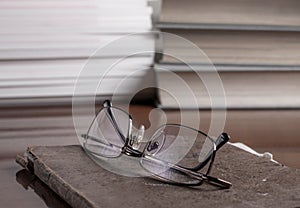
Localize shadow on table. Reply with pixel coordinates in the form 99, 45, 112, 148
16, 169, 71, 208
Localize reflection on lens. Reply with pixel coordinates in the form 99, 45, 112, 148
140, 155, 200, 185
143, 124, 214, 170
83, 135, 122, 157
83, 107, 130, 157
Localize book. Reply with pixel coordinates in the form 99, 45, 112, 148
0, 0, 155, 107
154, 0, 300, 109
158, 0, 300, 31
156, 69, 300, 109
16, 169, 71, 208
16, 145, 300, 207
159, 29, 300, 66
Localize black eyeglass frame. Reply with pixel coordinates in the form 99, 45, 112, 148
82, 100, 232, 189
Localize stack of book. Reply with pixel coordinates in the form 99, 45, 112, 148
0, 0, 154, 106
154, 0, 300, 109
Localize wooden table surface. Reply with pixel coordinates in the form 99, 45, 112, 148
0, 104, 300, 207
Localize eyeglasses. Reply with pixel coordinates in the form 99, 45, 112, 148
81, 100, 232, 189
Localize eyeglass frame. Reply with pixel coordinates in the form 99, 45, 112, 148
82, 100, 232, 189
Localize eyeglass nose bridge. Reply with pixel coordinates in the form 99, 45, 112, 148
122, 145, 143, 157
128, 125, 145, 150
122, 124, 145, 157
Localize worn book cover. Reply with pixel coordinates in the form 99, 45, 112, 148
16, 144, 300, 208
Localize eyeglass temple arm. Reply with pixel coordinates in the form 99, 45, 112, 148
216, 133, 230, 150
166, 158, 232, 189
103, 100, 127, 143
146, 155, 232, 189
171, 163, 232, 189
202, 133, 231, 188
191, 133, 230, 171
182, 154, 231, 188
103, 99, 112, 108
203, 174, 232, 189
205, 132, 230, 173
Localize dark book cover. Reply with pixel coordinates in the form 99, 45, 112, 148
16, 145, 300, 208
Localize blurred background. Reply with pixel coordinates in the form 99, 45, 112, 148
0, 0, 299, 169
